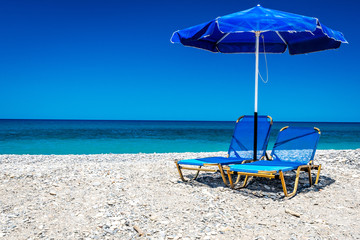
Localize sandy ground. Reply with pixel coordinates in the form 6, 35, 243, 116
0, 150, 359, 240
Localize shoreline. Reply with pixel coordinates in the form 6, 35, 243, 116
0, 150, 359, 239
1, 148, 359, 156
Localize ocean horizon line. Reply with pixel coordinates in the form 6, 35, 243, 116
1, 118, 360, 124
0, 118, 359, 153
0, 149, 356, 156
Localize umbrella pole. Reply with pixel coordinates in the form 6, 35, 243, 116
254, 31, 260, 161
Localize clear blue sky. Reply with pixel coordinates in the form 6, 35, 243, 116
0, 0, 358, 122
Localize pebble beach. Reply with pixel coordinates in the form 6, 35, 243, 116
0, 150, 359, 240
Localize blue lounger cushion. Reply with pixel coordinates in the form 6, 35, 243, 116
229, 160, 301, 173
178, 157, 253, 166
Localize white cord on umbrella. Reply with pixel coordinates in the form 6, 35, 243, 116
259, 34, 269, 84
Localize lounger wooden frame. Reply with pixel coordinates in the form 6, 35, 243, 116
175, 159, 264, 186
225, 163, 321, 197
175, 115, 273, 186
225, 127, 322, 197
175, 162, 229, 185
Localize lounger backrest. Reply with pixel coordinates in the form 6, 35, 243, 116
271, 127, 321, 165
228, 115, 272, 159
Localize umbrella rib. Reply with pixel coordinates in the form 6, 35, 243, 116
276, 31, 288, 45
216, 33, 230, 45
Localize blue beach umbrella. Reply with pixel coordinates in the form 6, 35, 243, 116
171, 5, 347, 161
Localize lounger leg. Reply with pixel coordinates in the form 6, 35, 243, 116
175, 162, 187, 182
279, 171, 288, 197
281, 166, 313, 197
175, 162, 202, 182
307, 166, 313, 186
237, 175, 250, 189
218, 164, 228, 186
314, 164, 321, 185
227, 173, 250, 189
192, 168, 201, 180
279, 168, 302, 198
234, 173, 242, 185
227, 171, 235, 188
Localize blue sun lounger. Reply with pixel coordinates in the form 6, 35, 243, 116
175, 115, 273, 185
226, 126, 322, 197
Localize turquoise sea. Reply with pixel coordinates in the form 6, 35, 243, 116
0, 119, 359, 155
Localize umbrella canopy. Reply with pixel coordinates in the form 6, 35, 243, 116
171, 5, 347, 54
171, 5, 347, 161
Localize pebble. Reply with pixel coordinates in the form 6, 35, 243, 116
49, 191, 57, 196
93, 182, 101, 187
285, 209, 301, 218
